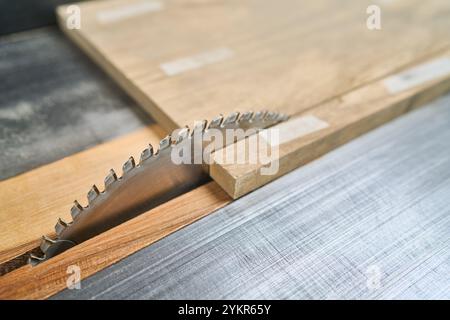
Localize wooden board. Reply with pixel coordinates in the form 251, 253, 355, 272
210, 52, 450, 198
0, 182, 230, 299
57, 0, 450, 131
0, 124, 165, 265
56, 0, 450, 198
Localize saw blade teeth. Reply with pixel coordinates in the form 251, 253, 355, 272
223, 112, 240, 125
40, 235, 56, 253
87, 185, 100, 204
239, 111, 253, 122
270, 112, 278, 121
159, 136, 171, 150
33, 111, 289, 265
253, 111, 267, 121
264, 111, 275, 121
192, 120, 207, 134
174, 127, 190, 144
104, 169, 118, 189
70, 200, 83, 220
278, 113, 289, 121
272, 112, 281, 121
55, 218, 69, 236
140, 144, 154, 163
28, 253, 45, 266
208, 115, 224, 129
122, 157, 136, 175
273, 112, 282, 121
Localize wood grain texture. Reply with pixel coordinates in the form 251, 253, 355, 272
54, 95, 450, 299
0, 125, 165, 265
0, 182, 229, 300
211, 53, 450, 198
56, 0, 450, 131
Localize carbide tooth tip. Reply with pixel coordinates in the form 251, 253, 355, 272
264, 111, 276, 120
239, 111, 253, 122
40, 235, 55, 253
70, 200, 83, 220
192, 120, 207, 134
224, 112, 239, 124
87, 185, 100, 204
175, 127, 189, 144
104, 168, 118, 189
159, 136, 171, 150
140, 144, 154, 162
208, 115, 224, 129
28, 253, 45, 266
253, 111, 266, 121
122, 157, 136, 174
55, 218, 68, 236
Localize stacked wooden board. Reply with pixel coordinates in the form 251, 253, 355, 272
1, 0, 450, 298
56, 0, 450, 197
57, 0, 450, 129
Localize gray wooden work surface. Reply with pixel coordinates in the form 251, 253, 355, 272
55, 95, 450, 300
0, 27, 149, 180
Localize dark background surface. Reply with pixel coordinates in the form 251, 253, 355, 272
0, 1, 150, 180
0, 0, 74, 35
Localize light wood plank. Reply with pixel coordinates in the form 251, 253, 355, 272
210, 53, 450, 198
0, 125, 165, 264
57, 0, 450, 131
0, 182, 229, 300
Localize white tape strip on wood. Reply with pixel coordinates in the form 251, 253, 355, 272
97, 1, 163, 24
261, 115, 329, 147
159, 47, 234, 76
384, 57, 450, 93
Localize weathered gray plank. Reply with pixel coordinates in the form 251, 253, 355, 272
54, 95, 450, 300
0, 27, 150, 180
